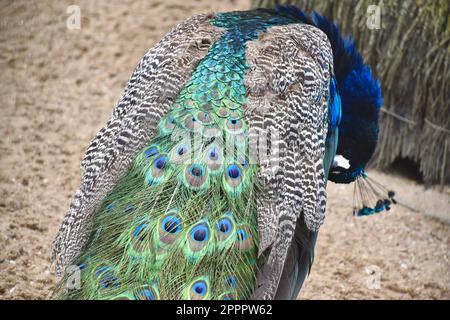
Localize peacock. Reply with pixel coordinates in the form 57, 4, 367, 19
51, 6, 388, 300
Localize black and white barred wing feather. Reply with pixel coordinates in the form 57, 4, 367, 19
51, 13, 222, 275
243, 24, 333, 299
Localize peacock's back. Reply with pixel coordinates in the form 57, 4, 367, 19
52, 6, 382, 300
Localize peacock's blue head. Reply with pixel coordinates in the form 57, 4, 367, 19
328, 35, 383, 184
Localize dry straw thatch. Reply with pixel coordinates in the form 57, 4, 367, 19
252, 0, 450, 187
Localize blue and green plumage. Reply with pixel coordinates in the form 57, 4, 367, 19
53, 6, 382, 300
56, 12, 295, 300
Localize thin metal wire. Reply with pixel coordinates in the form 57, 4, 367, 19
381, 108, 418, 126
381, 108, 450, 135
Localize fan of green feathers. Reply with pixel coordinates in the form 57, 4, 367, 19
54, 18, 267, 300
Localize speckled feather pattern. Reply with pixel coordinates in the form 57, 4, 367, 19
52, 9, 334, 300
244, 22, 332, 299
52, 13, 222, 276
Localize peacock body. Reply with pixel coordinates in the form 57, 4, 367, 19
52, 6, 383, 300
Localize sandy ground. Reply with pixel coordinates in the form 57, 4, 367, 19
0, 0, 449, 300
